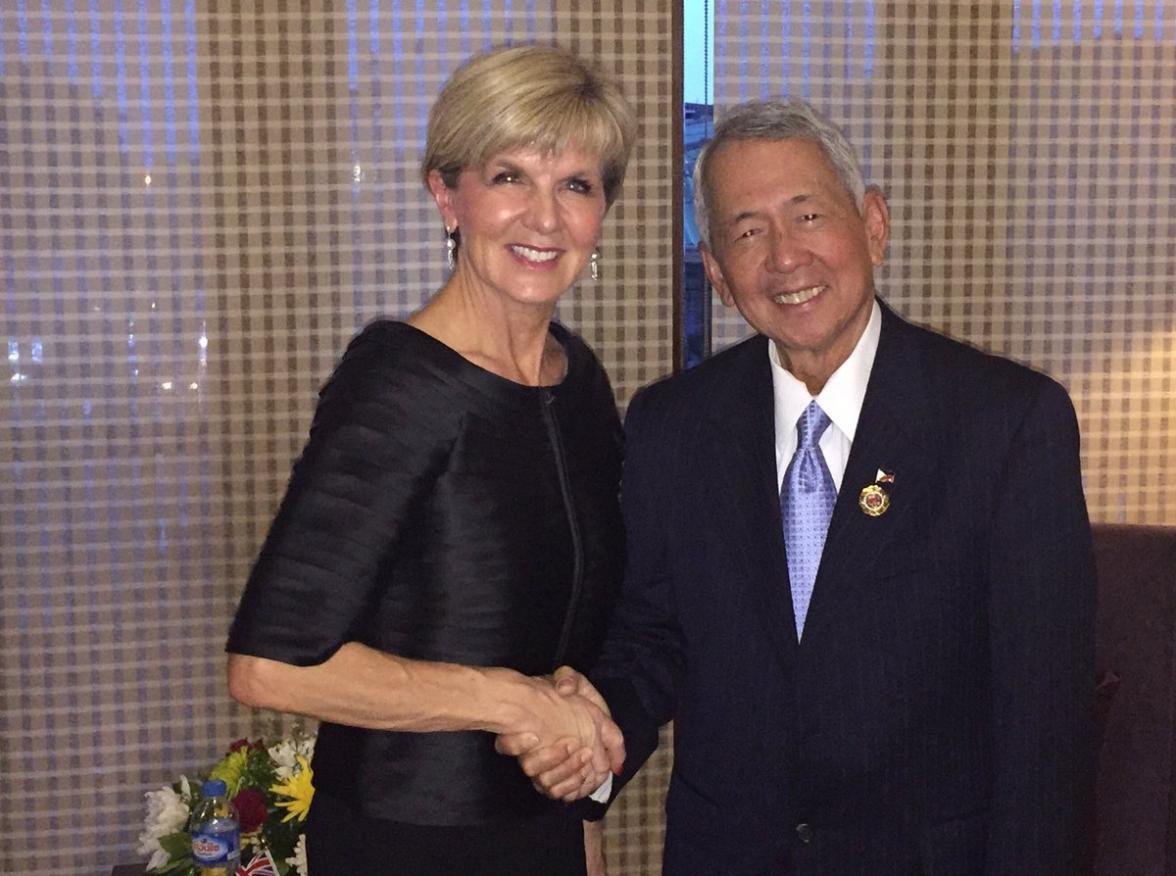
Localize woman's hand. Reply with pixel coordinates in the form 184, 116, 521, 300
498, 671, 611, 751
494, 666, 625, 801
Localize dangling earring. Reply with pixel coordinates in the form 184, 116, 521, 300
590, 249, 600, 281
445, 226, 456, 271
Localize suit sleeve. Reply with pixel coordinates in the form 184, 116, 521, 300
984, 377, 1096, 874
587, 386, 688, 806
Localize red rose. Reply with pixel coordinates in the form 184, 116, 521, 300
232, 788, 269, 834
229, 738, 251, 752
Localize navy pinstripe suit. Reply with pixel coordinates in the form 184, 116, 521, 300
591, 301, 1095, 875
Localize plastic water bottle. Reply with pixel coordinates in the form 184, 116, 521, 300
190, 779, 240, 876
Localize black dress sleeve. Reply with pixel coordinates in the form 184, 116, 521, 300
227, 322, 456, 666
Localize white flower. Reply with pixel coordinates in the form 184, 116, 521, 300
287, 833, 308, 875
268, 740, 298, 779
136, 779, 190, 871
268, 734, 316, 780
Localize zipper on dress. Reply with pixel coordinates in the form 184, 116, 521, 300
540, 388, 584, 667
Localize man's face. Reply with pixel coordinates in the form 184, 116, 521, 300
701, 138, 889, 390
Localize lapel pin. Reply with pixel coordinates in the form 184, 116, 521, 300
859, 470, 894, 517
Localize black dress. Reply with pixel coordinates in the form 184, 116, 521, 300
226, 321, 624, 875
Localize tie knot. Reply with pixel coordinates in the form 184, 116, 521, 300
796, 401, 831, 448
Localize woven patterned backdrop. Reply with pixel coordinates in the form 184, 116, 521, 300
711, 0, 1175, 526
4, 2, 1173, 874
0, 3, 673, 872
555, 4, 676, 871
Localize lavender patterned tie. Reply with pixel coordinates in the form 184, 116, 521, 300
780, 401, 837, 639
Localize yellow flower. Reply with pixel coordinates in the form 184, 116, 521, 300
208, 750, 248, 796
270, 755, 314, 823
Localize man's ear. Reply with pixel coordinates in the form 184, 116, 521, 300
427, 169, 458, 231
701, 245, 735, 307
861, 186, 890, 267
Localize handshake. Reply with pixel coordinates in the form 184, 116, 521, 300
494, 666, 624, 803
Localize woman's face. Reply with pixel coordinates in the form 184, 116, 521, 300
429, 143, 607, 314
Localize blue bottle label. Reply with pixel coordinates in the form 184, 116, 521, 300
192, 828, 239, 865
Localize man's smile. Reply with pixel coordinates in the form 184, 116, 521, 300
772, 284, 827, 305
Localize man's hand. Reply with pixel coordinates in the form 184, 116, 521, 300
495, 666, 625, 801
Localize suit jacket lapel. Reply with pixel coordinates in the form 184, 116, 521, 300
800, 305, 940, 643
704, 337, 800, 664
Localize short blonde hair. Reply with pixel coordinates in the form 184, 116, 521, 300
423, 45, 637, 207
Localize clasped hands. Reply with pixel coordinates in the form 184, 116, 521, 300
496, 666, 624, 802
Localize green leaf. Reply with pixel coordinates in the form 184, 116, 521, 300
259, 821, 296, 861
159, 831, 192, 858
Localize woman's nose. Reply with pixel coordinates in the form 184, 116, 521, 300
523, 190, 559, 233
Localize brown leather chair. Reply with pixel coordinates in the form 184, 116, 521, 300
1092, 523, 1176, 875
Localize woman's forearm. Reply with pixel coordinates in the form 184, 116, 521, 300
226, 643, 605, 743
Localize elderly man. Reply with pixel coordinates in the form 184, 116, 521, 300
504, 98, 1095, 875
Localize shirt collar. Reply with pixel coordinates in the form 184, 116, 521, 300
769, 299, 882, 444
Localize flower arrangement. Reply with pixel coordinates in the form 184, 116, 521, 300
137, 724, 316, 875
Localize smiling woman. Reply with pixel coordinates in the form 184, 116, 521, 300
426, 144, 608, 335
225, 44, 637, 876
417, 46, 636, 384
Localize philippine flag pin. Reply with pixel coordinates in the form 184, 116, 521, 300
859, 470, 894, 517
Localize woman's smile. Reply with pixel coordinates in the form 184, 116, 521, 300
508, 243, 564, 267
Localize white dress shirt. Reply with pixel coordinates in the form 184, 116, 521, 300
771, 300, 882, 492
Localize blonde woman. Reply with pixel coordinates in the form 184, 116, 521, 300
226, 45, 636, 875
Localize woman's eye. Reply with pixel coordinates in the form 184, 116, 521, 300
491, 171, 519, 184
567, 177, 594, 194
800, 213, 821, 223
